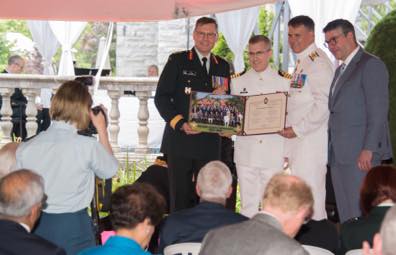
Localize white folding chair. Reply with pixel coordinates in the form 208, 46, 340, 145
302, 245, 334, 255
163, 242, 202, 255
346, 249, 366, 255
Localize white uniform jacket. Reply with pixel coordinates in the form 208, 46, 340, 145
285, 43, 334, 163
231, 67, 289, 168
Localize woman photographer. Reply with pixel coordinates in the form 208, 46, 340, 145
16, 80, 118, 255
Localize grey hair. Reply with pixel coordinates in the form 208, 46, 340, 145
0, 169, 45, 217
196, 161, 232, 201
8, 55, 23, 66
381, 206, 396, 255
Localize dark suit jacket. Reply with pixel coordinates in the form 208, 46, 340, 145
0, 219, 66, 255
338, 206, 391, 254
158, 201, 247, 253
328, 48, 392, 165
200, 213, 308, 255
155, 48, 230, 160
295, 219, 339, 254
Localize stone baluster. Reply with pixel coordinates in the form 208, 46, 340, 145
22, 88, 38, 138
135, 91, 150, 153
0, 88, 14, 143
107, 90, 121, 152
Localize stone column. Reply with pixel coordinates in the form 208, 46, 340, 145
22, 88, 38, 138
135, 91, 150, 153
0, 88, 14, 143
107, 89, 121, 152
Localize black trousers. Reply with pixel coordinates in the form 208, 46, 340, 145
167, 154, 210, 212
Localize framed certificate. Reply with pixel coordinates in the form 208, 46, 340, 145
188, 91, 287, 135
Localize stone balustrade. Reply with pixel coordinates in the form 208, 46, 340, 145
0, 74, 158, 154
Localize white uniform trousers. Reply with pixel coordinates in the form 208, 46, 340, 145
237, 164, 283, 218
289, 155, 327, 220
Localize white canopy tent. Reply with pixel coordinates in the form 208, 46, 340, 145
0, 0, 275, 21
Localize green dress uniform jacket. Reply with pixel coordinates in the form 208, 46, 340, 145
338, 206, 391, 254
155, 48, 230, 160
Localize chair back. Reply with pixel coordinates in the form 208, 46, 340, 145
164, 242, 202, 255
345, 249, 365, 255
302, 245, 334, 255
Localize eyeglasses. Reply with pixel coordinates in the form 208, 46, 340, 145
195, 31, 217, 39
323, 33, 344, 48
248, 49, 271, 58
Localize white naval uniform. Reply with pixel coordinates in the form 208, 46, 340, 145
231, 67, 289, 218
285, 43, 334, 220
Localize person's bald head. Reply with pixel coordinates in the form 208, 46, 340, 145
0, 169, 45, 227
0, 142, 19, 178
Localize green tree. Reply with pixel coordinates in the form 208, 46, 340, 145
365, 10, 396, 157
0, 20, 30, 70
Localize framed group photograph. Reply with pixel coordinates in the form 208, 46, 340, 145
188, 91, 287, 136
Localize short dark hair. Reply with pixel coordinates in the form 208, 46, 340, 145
110, 183, 165, 230
8, 55, 23, 66
360, 165, 396, 215
195, 17, 218, 31
248, 35, 272, 48
288, 15, 315, 31
323, 19, 356, 43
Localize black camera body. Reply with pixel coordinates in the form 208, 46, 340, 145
78, 106, 108, 137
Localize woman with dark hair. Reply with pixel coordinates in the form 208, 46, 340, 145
339, 165, 396, 254
79, 183, 166, 255
16, 81, 118, 255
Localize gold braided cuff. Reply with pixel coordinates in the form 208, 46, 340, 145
170, 114, 184, 130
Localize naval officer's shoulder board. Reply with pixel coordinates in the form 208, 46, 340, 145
308, 51, 320, 62
278, 70, 293, 80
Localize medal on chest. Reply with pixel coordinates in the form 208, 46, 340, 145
290, 73, 307, 89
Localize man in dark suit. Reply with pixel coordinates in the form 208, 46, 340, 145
0, 169, 66, 255
154, 17, 230, 212
1, 55, 28, 140
200, 174, 313, 255
323, 19, 393, 222
158, 161, 247, 253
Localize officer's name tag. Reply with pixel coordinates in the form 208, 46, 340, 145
183, 70, 197, 76
290, 73, 307, 89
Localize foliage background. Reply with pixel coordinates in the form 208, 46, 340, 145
365, 10, 396, 158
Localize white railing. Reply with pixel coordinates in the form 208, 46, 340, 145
0, 74, 158, 154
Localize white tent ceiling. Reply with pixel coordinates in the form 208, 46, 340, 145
0, 0, 276, 22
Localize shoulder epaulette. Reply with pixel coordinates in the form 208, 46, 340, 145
309, 51, 320, 61
230, 69, 246, 79
278, 70, 293, 79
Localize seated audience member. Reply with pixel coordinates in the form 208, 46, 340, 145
295, 219, 338, 253
362, 205, 396, 255
0, 142, 18, 178
136, 155, 169, 212
200, 174, 313, 255
79, 183, 166, 255
16, 80, 118, 255
158, 161, 247, 253
339, 165, 396, 254
0, 169, 66, 255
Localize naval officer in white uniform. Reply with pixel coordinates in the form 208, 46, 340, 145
280, 15, 334, 220
231, 35, 289, 218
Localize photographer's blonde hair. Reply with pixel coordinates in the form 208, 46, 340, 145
50, 81, 92, 130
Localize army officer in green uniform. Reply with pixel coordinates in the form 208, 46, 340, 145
154, 17, 230, 212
